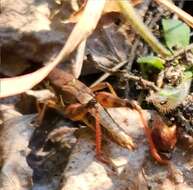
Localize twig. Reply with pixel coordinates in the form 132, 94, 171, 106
166, 43, 193, 62
126, 2, 165, 71
125, 38, 142, 97
121, 71, 160, 92
90, 35, 141, 91
126, 37, 141, 71
125, 4, 164, 97
90, 60, 129, 87
91, 0, 166, 91
94, 64, 160, 92
91, 19, 151, 88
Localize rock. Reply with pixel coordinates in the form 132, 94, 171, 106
59, 108, 149, 190
0, 0, 72, 76
0, 105, 36, 190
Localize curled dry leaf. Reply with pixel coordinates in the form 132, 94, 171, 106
0, 0, 106, 98
151, 113, 177, 152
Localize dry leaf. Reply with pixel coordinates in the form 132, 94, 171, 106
0, 0, 106, 98
66, 0, 142, 23
72, 39, 86, 78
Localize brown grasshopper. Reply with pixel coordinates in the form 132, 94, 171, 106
38, 67, 169, 164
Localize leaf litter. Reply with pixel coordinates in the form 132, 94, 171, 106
0, 0, 193, 190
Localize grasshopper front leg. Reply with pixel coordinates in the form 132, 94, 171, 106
64, 101, 111, 164
36, 99, 59, 126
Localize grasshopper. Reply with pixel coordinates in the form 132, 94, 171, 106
39, 67, 168, 164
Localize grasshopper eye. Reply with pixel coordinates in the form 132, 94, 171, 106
160, 100, 167, 105
86, 99, 97, 108
90, 99, 97, 104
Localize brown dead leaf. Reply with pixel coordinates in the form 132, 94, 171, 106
151, 113, 177, 152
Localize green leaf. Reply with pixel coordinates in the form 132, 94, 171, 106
183, 70, 193, 81
162, 19, 190, 50
137, 56, 165, 70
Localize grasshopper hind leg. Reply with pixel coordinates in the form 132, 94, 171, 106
95, 92, 169, 164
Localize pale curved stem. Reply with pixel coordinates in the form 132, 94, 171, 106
117, 0, 171, 57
